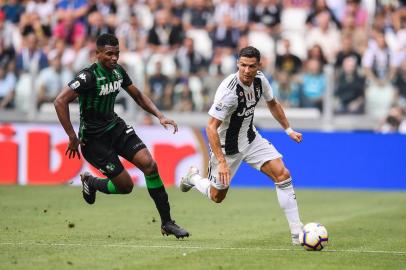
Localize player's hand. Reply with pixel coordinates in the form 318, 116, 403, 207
218, 161, 231, 187
289, 131, 303, 143
159, 116, 178, 134
66, 135, 84, 159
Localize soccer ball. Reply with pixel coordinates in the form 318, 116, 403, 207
299, 222, 328, 251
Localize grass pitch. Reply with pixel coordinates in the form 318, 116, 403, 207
0, 186, 405, 270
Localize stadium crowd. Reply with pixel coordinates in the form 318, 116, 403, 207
0, 0, 405, 132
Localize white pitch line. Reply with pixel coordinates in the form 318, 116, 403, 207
1, 242, 405, 256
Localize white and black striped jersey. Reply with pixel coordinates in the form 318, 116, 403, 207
208, 71, 274, 155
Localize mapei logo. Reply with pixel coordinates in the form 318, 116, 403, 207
99, 79, 123, 95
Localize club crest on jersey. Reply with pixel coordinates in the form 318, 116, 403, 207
99, 79, 123, 95
78, 73, 86, 82
113, 69, 122, 79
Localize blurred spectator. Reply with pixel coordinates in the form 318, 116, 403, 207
306, 10, 341, 63
335, 57, 365, 114
56, 0, 88, 22
182, 0, 214, 31
53, 10, 86, 46
394, 59, 406, 105
19, 12, 52, 49
363, 32, 397, 119
275, 38, 302, 75
49, 38, 76, 68
378, 106, 404, 133
147, 9, 184, 53
272, 70, 301, 108
213, 0, 249, 32
249, 0, 281, 36
334, 34, 362, 73
86, 11, 115, 41
25, 0, 55, 26
175, 37, 207, 75
173, 77, 194, 112
0, 38, 15, 68
340, 13, 368, 54
301, 58, 326, 111
307, 44, 328, 67
116, 14, 146, 52
144, 61, 172, 110
72, 38, 96, 73
1, 0, 24, 23
306, 0, 341, 29
0, 10, 18, 52
36, 53, 73, 109
16, 33, 48, 75
88, 0, 117, 17
0, 63, 16, 109
363, 32, 397, 88
212, 14, 240, 49
342, 0, 368, 29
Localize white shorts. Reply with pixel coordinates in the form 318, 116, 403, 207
207, 134, 282, 189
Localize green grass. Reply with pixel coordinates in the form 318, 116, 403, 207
0, 186, 405, 270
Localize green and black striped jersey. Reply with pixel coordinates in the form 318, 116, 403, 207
68, 62, 132, 139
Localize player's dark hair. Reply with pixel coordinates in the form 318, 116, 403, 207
96, 33, 119, 47
238, 46, 261, 62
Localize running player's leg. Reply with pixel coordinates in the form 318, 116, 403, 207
244, 136, 302, 244
181, 151, 242, 203
116, 126, 189, 238
129, 148, 189, 238
80, 137, 132, 204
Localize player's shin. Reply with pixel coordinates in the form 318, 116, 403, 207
145, 173, 172, 224
92, 177, 123, 194
190, 175, 211, 199
275, 178, 302, 234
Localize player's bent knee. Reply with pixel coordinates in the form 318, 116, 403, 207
212, 195, 225, 203
143, 160, 158, 176
274, 168, 291, 183
210, 189, 227, 203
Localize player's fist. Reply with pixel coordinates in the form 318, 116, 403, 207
289, 131, 302, 143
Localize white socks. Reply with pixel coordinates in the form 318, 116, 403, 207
189, 174, 211, 199
275, 177, 302, 234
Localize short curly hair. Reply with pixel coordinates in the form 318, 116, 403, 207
96, 33, 119, 47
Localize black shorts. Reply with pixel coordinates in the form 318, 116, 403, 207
81, 119, 146, 178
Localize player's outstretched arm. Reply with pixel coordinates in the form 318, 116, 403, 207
54, 86, 83, 159
125, 84, 178, 133
266, 98, 302, 143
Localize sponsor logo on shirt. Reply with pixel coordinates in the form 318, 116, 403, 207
237, 107, 255, 117
99, 79, 123, 96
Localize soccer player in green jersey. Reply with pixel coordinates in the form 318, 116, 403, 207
54, 33, 189, 238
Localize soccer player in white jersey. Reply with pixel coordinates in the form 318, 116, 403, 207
180, 46, 304, 245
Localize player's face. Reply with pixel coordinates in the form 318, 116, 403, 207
237, 57, 259, 86
97, 45, 120, 70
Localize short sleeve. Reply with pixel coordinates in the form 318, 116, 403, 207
261, 74, 274, 101
118, 66, 132, 88
68, 70, 94, 94
208, 87, 237, 121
